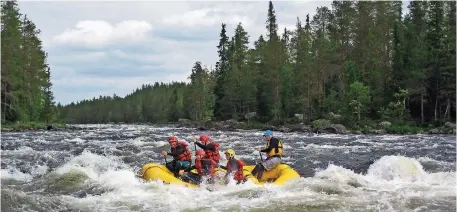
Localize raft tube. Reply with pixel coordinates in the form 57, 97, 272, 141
242, 164, 300, 186
140, 163, 300, 187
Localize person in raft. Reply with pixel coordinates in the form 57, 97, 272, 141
161, 136, 192, 177
194, 135, 221, 164
251, 130, 283, 181
179, 150, 217, 184
221, 149, 246, 185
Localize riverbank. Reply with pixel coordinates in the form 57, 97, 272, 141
2, 119, 455, 135
1, 122, 67, 132
175, 119, 457, 135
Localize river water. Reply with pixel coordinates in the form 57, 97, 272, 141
1, 124, 455, 212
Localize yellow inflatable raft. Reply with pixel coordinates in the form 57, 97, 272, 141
139, 163, 300, 187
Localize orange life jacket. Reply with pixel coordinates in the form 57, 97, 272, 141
195, 158, 216, 177
172, 142, 192, 161
226, 158, 245, 181
205, 142, 220, 162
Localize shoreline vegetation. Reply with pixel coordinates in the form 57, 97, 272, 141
1, 120, 455, 135
2, 1, 456, 135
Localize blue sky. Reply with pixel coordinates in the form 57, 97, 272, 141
17, 1, 408, 105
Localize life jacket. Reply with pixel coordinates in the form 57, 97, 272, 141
266, 138, 283, 158
204, 142, 220, 162
172, 142, 192, 161
195, 158, 216, 177
226, 158, 245, 181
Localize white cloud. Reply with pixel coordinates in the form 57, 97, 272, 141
51, 51, 106, 65
52, 20, 153, 48
163, 7, 252, 28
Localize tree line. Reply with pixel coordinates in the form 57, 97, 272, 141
1, 0, 56, 124
58, 1, 455, 128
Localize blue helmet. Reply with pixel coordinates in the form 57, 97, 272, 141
263, 130, 273, 136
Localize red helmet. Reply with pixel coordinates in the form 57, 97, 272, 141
168, 136, 178, 143
199, 135, 210, 144
196, 150, 205, 156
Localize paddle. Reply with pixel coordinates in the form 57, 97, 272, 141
163, 154, 168, 166
193, 138, 197, 152
259, 151, 263, 162
183, 174, 200, 185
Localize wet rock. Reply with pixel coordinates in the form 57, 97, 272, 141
43, 171, 89, 195
178, 118, 190, 124
244, 112, 257, 120
196, 126, 208, 131
371, 129, 386, 135
294, 114, 304, 120
379, 121, 392, 129
115, 145, 141, 154
316, 124, 347, 134
428, 128, 440, 134
279, 126, 291, 133
262, 125, 278, 131
331, 124, 348, 134
299, 125, 312, 133
122, 156, 138, 164
444, 122, 456, 129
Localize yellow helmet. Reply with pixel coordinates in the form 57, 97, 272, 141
225, 149, 236, 157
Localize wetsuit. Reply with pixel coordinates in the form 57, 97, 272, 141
195, 142, 220, 163
166, 143, 192, 176
221, 157, 246, 185
251, 137, 283, 181
182, 158, 216, 184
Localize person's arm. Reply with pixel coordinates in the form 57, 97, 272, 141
260, 138, 278, 152
167, 145, 185, 157
195, 142, 216, 151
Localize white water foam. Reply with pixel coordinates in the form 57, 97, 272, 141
45, 150, 455, 212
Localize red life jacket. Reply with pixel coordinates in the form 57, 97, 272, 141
226, 158, 245, 181
195, 158, 216, 177
204, 142, 220, 162
172, 142, 192, 161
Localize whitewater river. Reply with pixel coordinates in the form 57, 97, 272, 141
1, 124, 455, 212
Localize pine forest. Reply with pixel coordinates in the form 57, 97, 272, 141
2, 1, 456, 132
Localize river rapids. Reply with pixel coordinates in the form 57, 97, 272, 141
1, 124, 455, 212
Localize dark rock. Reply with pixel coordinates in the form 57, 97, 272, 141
313, 121, 347, 134
321, 127, 338, 134
196, 126, 208, 131
294, 114, 304, 120
444, 122, 456, 129
262, 126, 278, 131
370, 129, 386, 135
245, 112, 257, 120
379, 121, 392, 129
428, 128, 440, 134
279, 126, 291, 133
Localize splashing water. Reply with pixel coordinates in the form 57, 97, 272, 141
1, 124, 455, 212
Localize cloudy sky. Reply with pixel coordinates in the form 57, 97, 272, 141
17, 1, 407, 105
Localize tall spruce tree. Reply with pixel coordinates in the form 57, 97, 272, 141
57, 1, 456, 128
